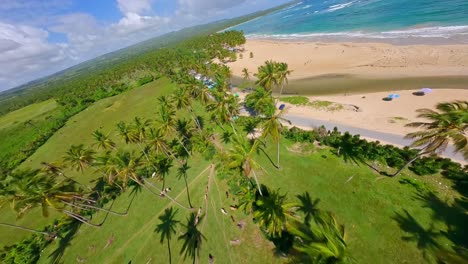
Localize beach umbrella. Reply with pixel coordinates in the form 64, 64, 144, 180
420, 88, 432, 93
388, 93, 400, 99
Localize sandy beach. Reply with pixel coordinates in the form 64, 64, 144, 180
229, 39, 468, 79
231, 39, 468, 155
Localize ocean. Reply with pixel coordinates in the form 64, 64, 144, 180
229, 0, 468, 44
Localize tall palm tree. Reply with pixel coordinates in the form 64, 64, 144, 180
287, 212, 350, 263
227, 135, 264, 196
63, 144, 95, 172
155, 207, 180, 264
276, 62, 291, 102
178, 213, 205, 264
154, 155, 173, 190
92, 130, 116, 150
242, 68, 250, 81
255, 60, 278, 91
177, 162, 193, 208
253, 185, 296, 238
1, 169, 114, 227
392, 101, 468, 176
261, 109, 291, 169
244, 87, 276, 116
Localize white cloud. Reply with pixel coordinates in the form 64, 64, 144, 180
0, 22, 68, 89
0, 0, 290, 91
117, 0, 153, 15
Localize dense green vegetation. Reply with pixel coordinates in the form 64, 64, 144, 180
0, 16, 467, 264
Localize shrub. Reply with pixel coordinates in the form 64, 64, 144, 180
409, 157, 442, 175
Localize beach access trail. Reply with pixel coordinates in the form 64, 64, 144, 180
283, 114, 466, 163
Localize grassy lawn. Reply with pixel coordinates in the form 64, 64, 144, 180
36, 138, 457, 264
2, 78, 461, 263
0, 99, 57, 131
0, 78, 176, 245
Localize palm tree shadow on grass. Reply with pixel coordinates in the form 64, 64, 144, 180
48, 219, 82, 264
392, 209, 442, 261
415, 192, 468, 249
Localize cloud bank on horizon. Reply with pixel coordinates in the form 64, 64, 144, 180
0, 0, 288, 92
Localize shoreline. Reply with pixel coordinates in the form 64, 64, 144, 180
245, 35, 468, 46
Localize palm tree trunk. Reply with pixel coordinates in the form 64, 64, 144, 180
184, 175, 193, 208
137, 143, 160, 172
62, 210, 102, 227
230, 121, 238, 136
390, 151, 430, 177
275, 83, 285, 106
277, 140, 280, 169
62, 201, 128, 216
0, 223, 55, 236
251, 169, 263, 196
141, 178, 193, 211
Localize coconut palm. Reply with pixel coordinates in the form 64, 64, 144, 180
253, 185, 296, 238
276, 62, 291, 101
227, 135, 264, 196
116, 121, 138, 144
261, 109, 291, 169
154, 155, 173, 190
63, 144, 95, 172
155, 207, 180, 264
41, 161, 92, 191
391, 101, 468, 176
287, 212, 350, 264
255, 60, 278, 91
178, 213, 206, 264
147, 128, 178, 161
1, 169, 109, 227
244, 87, 276, 116
242, 68, 250, 80
92, 130, 116, 150
177, 162, 193, 208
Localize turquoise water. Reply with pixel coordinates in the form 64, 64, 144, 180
230, 0, 468, 44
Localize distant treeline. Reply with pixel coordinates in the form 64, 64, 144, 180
0, 1, 295, 116
0, 30, 246, 175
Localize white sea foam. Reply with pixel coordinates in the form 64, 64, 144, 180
327, 1, 358, 12
246, 25, 468, 41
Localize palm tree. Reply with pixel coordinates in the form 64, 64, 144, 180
154, 155, 173, 190
255, 60, 278, 91
63, 144, 95, 172
155, 207, 180, 264
244, 87, 276, 116
276, 62, 291, 102
227, 135, 264, 196
391, 101, 468, 176
1, 169, 113, 227
92, 130, 116, 150
177, 162, 193, 208
253, 185, 296, 238
116, 121, 138, 144
287, 212, 350, 263
242, 68, 250, 80
178, 213, 205, 264
261, 109, 291, 169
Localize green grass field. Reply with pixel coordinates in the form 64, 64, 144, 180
0, 78, 176, 245
0, 99, 57, 131
34, 140, 458, 264
1, 78, 462, 263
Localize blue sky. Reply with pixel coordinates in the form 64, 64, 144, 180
0, 0, 289, 92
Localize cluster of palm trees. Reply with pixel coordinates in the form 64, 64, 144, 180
0, 31, 351, 263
